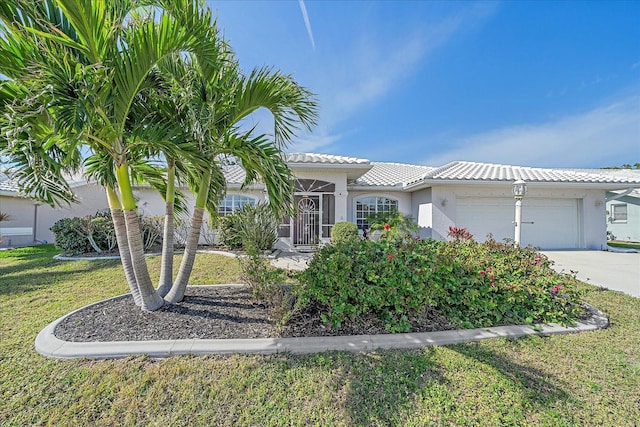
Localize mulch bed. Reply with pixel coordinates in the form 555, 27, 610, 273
54, 285, 457, 342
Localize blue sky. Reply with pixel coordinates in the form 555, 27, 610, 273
209, 0, 639, 168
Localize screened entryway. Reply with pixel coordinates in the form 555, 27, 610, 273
278, 179, 336, 247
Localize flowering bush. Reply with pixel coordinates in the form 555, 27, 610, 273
447, 226, 473, 242
294, 235, 584, 332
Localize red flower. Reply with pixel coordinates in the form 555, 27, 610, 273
383, 223, 391, 231
479, 270, 486, 275
552, 285, 562, 293
387, 254, 393, 260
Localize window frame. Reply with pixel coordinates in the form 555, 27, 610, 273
217, 194, 256, 216
354, 195, 399, 230
611, 203, 628, 223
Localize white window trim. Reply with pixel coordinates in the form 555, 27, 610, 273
354, 194, 400, 230
218, 194, 256, 216
611, 203, 628, 223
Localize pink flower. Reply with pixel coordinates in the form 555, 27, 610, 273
383, 223, 391, 231
479, 270, 486, 275
552, 285, 562, 293
387, 254, 393, 260
534, 254, 542, 265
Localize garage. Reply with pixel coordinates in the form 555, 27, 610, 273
456, 197, 581, 249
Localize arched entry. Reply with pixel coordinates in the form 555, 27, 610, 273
279, 179, 336, 247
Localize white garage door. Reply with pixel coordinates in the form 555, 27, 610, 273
456, 197, 580, 249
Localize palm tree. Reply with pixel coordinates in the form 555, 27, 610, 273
0, 0, 226, 311
151, 53, 318, 303
1, 0, 318, 310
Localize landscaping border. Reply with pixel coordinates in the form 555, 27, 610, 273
35, 286, 609, 360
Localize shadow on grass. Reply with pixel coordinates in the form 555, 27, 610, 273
339, 348, 447, 426
448, 341, 574, 416
329, 342, 573, 425
0, 251, 122, 296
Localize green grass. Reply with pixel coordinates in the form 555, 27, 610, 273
608, 240, 640, 250
1, 245, 639, 426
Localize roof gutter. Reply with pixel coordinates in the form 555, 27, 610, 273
605, 187, 634, 202
405, 179, 640, 192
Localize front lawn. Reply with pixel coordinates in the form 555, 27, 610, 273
1, 245, 639, 426
608, 240, 640, 250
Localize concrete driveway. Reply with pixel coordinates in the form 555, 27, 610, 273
542, 250, 640, 298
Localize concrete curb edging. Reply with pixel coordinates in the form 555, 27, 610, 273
35, 295, 609, 360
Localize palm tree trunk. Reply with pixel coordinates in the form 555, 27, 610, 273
124, 209, 165, 311
111, 208, 143, 306
164, 206, 204, 303
165, 170, 210, 303
157, 161, 176, 297
156, 202, 175, 297
116, 162, 163, 311
106, 187, 142, 306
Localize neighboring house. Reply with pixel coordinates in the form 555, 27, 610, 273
606, 188, 640, 242
2, 154, 640, 250
0, 173, 109, 247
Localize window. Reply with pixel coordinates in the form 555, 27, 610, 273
218, 195, 256, 216
611, 203, 628, 222
355, 196, 399, 230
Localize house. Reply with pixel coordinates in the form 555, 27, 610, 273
606, 187, 640, 243
0, 173, 108, 247
2, 154, 640, 250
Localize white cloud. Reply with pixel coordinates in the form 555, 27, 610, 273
324, 3, 497, 126
298, 0, 315, 51
421, 95, 640, 168
289, 131, 342, 153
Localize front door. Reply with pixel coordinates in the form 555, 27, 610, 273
294, 195, 320, 246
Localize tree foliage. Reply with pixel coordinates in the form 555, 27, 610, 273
0, 0, 317, 311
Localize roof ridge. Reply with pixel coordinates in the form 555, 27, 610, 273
422, 161, 460, 179
370, 161, 432, 168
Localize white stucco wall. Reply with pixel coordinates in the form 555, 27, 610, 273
410, 184, 608, 249
411, 188, 432, 239
0, 183, 109, 247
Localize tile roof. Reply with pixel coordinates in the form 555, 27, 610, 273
2, 158, 639, 195
0, 173, 20, 193
353, 162, 434, 187
407, 161, 640, 187
285, 152, 370, 165
221, 164, 246, 185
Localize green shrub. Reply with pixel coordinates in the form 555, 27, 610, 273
237, 203, 279, 252
238, 252, 294, 324
296, 238, 442, 332
434, 237, 584, 328
295, 236, 584, 333
218, 203, 278, 251
51, 217, 94, 255
330, 222, 359, 244
217, 213, 244, 249
51, 211, 160, 255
